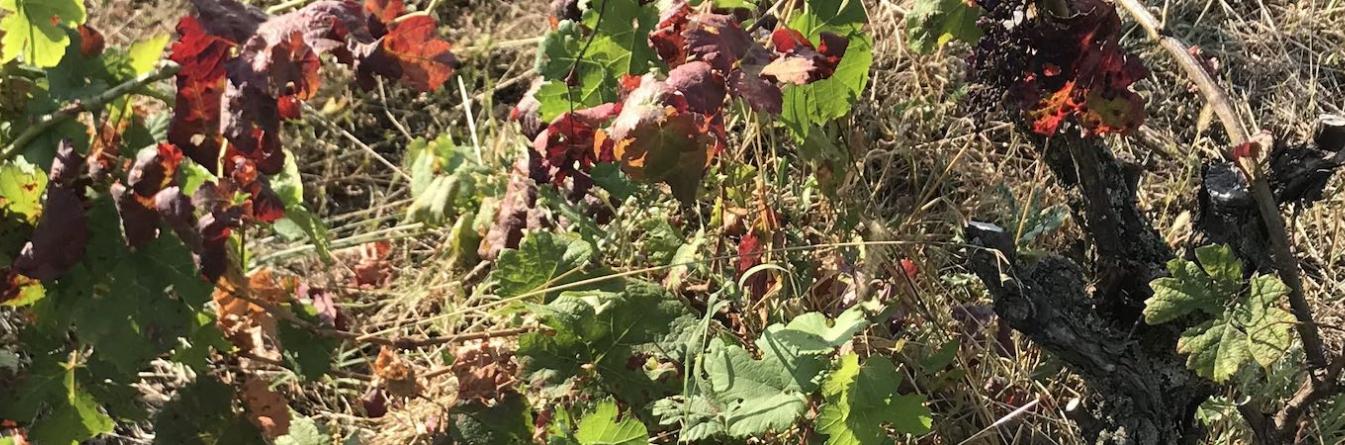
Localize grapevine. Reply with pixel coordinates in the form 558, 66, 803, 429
1, 0, 1344, 444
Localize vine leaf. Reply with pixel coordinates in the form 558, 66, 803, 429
274, 415, 326, 445
12, 143, 87, 281
575, 399, 649, 445
0, 0, 87, 67
779, 0, 872, 140
582, 0, 658, 76
0, 159, 49, 224
151, 376, 265, 445
24, 363, 115, 445
762, 29, 849, 85
517, 281, 691, 408
702, 338, 824, 437
817, 353, 932, 445
379, 15, 459, 92
168, 16, 233, 172
1013, 0, 1148, 136
758, 307, 867, 355
490, 231, 594, 301
905, 0, 982, 54
1143, 244, 1239, 324
1144, 244, 1297, 382
608, 76, 719, 203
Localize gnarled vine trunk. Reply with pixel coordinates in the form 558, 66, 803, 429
966, 122, 1345, 444
966, 134, 1211, 444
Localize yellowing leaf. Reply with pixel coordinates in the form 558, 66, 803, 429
0, 0, 87, 67
575, 399, 648, 445
127, 33, 170, 76
0, 159, 48, 224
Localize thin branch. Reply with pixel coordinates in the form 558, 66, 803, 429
1116, 0, 1329, 370
1, 62, 180, 161
301, 103, 413, 183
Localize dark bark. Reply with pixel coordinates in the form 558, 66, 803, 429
967, 134, 1211, 444
965, 117, 1345, 444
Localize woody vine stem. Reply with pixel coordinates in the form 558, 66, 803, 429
1114, 0, 1343, 440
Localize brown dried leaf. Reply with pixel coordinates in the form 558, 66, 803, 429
373, 346, 421, 398
240, 376, 291, 439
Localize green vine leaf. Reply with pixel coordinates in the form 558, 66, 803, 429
818, 353, 932, 445
757, 306, 867, 355
702, 338, 825, 437
582, 0, 658, 76
490, 231, 595, 301
1145, 244, 1297, 382
575, 399, 649, 445
0, 0, 87, 67
517, 280, 691, 407
6, 360, 115, 445
780, 0, 873, 140
905, 0, 983, 54
151, 376, 265, 445
275, 414, 327, 445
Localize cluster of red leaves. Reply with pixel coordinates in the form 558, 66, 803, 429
519, 1, 849, 203
1009, 0, 1148, 136
153, 0, 458, 280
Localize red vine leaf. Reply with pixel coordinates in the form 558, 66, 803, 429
77, 24, 105, 57
112, 182, 161, 249
169, 16, 233, 172
363, 0, 404, 25
682, 13, 752, 72
609, 77, 720, 203
760, 29, 849, 85
1014, 0, 1148, 136
532, 103, 620, 183
649, 1, 692, 67
128, 143, 185, 198
12, 142, 87, 281
479, 158, 545, 261
379, 16, 459, 92
666, 61, 726, 115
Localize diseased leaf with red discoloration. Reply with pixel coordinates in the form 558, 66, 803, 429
169, 16, 233, 172
112, 182, 161, 249
128, 144, 185, 198
649, 1, 691, 67
12, 143, 87, 281
609, 76, 719, 202
682, 13, 752, 72
729, 47, 784, 114
666, 61, 726, 115
77, 24, 105, 57
363, 0, 403, 25
1012, 0, 1148, 136
193, 181, 245, 281
760, 29, 849, 84
533, 103, 620, 184
479, 158, 545, 261
737, 232, 764, 297
379, 16, 458, 92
